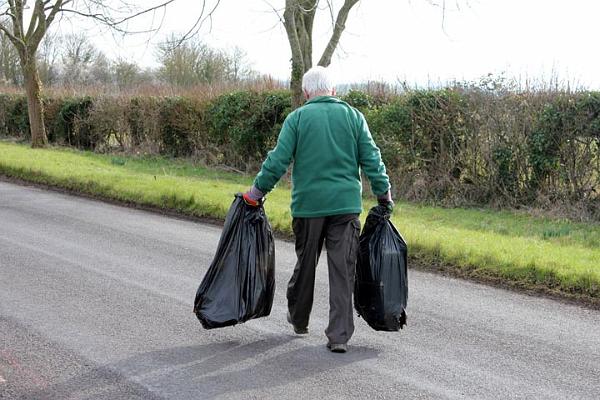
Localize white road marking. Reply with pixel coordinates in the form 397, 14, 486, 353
0, 375, 6, 384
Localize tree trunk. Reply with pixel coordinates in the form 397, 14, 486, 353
22, 59, 47, 148
290, 59, 305, 109
284, 2, 308, 109
283, 0, 356, 109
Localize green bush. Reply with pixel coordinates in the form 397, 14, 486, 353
87, 96, 130, 151
158, 97, 205, 157
365, 99, 412, 168
53, 97, 95, 149
2, 95, 30, 138
0, 94, 16, 136
363, 89, 469, 201
407, 89, 467, 168
579, 92, 600, 139
529, 102, 564, 190
126, 96, 162, 152
492, 146, 518, 195
0, 94, 66, 142
526, 93, 600, 204
42, 96, 65, 142
206, 90, 290, 167
342, 89, 373, 110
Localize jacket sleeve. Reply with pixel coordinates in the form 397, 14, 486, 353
253, 112, 298, 193
356, 111, 391, 196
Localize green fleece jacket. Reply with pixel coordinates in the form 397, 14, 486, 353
254, 95, 390, 218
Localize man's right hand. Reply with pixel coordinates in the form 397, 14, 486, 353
243, 186, 264, 207
243, 192, 260, 207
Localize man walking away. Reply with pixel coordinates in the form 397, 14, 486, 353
243, 66, 392, 353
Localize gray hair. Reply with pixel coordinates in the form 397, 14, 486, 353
302, 66, 335, 97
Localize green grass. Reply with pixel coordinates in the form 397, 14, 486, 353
1, 140, 599, 300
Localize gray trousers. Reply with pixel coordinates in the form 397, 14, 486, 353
287, 213, 360, 344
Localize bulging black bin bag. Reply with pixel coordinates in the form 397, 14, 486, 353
354, 205, 408, 331
194, 194, 275, 329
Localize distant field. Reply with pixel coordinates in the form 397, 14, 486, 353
1, 140, 598, 301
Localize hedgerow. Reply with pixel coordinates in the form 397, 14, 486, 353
1, 88, 598, 218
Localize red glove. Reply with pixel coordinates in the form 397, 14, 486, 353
243, 192, 260, 207
243, 186, 264, 207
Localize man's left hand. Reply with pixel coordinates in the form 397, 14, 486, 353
377, 190, 394, 212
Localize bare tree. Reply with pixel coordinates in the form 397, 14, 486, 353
37, 31, 60, 86
281, 0, 359, 107
0, 1, 68, 146
0, 1, 208, 147
0, 22, 20, 85
113, 58, 143, 89
157, 35, 240, 86
227, 46, 253, 82
61, 32, 98, 86
90, 52, 112, 86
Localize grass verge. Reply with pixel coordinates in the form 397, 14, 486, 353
1, 140, 599, 305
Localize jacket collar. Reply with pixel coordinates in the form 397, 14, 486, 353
304, 95, 344, 105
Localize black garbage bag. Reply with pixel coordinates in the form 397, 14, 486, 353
354, 205, 408, 331
193, 194, 275, 329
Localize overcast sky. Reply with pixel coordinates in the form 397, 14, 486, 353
58, 0, 600, 88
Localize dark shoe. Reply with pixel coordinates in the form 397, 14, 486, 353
287, 311, 308, 335
326, 343, 348, 353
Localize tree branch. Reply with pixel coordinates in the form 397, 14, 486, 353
283, 0, 305, 73
298, 0, 316, 69
27, 0, 65, 52
0, 2, 26, 51
0, 19, 23, 47
325, 0, 335, 29
5, 1, 19, 31
0, 7, 15, 19
177, 0, 221, 44
55, 0, 176, 30
317, 0, 359, 67
262, 0, 284, 24
102, 0, 177, 26
56, 0, 203, 36
45, 0, 69, 26
55, 8, 154, 34
25, 0, 43, 40
11, 0, 24, 40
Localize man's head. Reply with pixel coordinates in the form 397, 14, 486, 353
302, 66, 336, 100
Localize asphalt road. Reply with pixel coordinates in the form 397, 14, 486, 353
0, 181, 599, 400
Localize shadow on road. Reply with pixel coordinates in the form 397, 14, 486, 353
188, 340, 380, 399
24, 334, 379, 399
